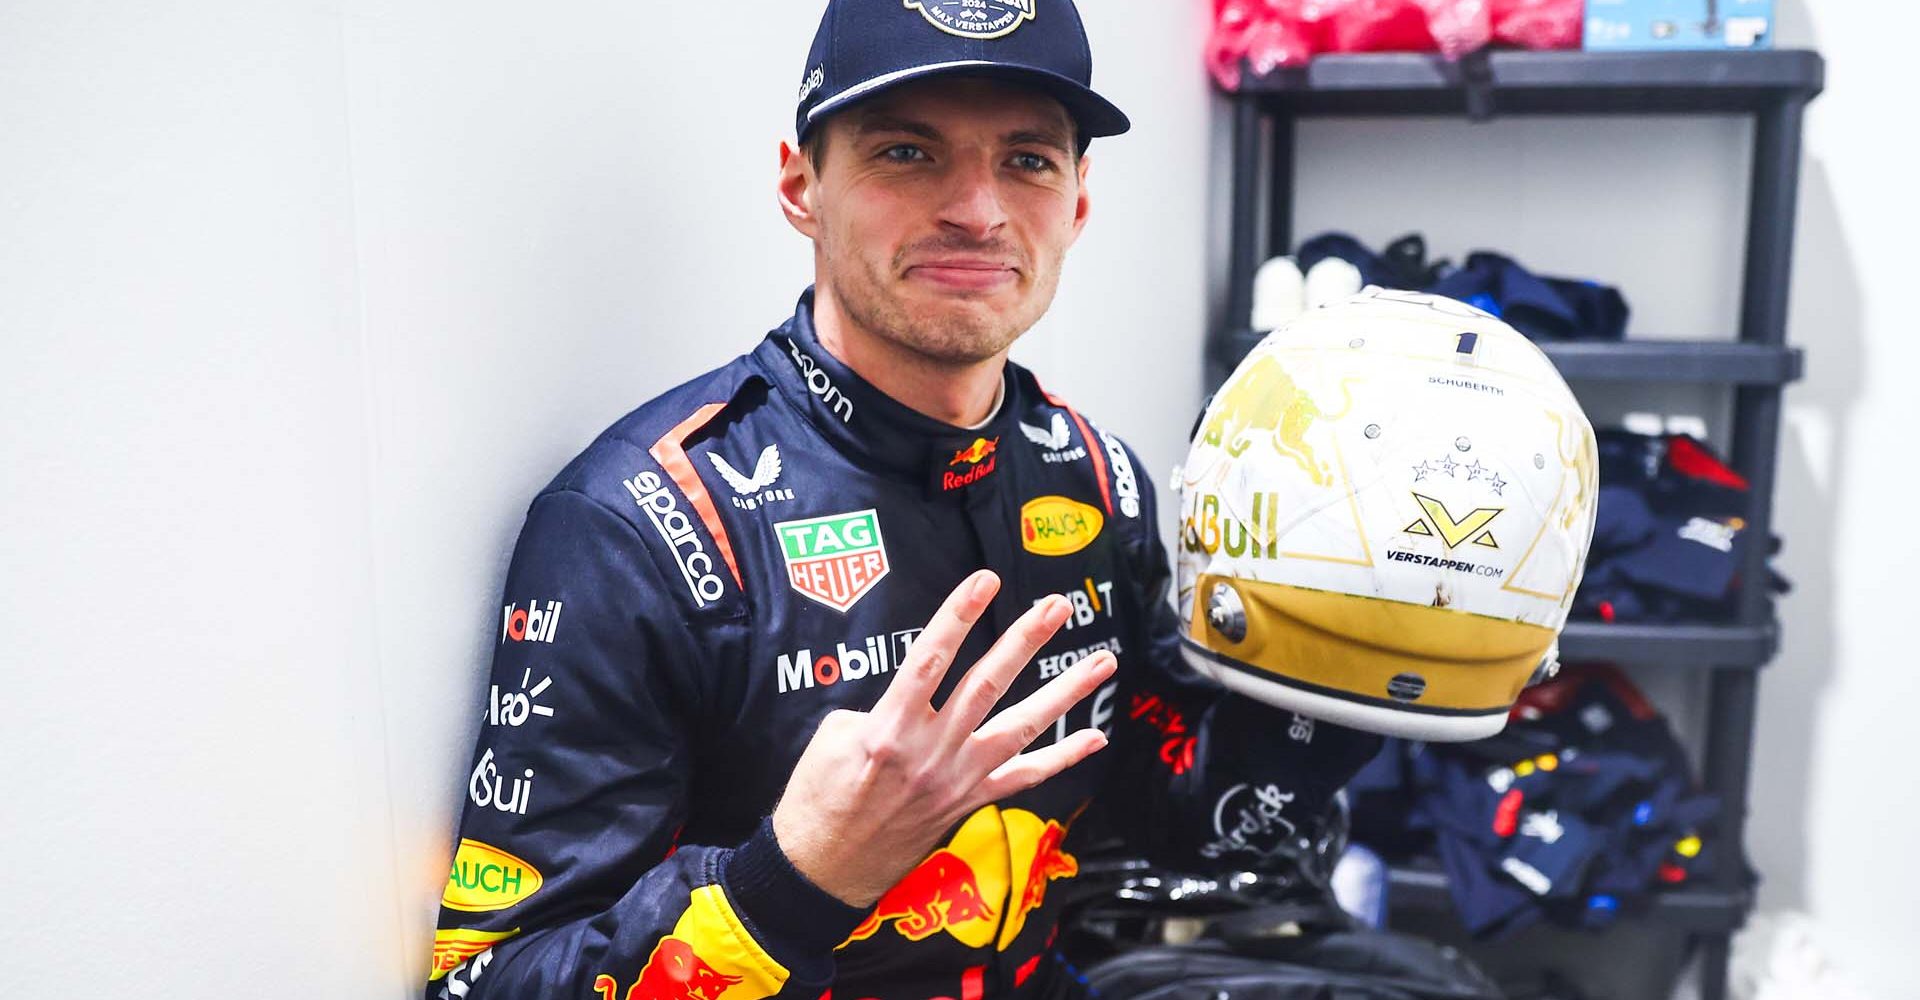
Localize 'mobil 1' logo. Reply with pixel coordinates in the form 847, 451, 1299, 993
904, 0, 1035, 40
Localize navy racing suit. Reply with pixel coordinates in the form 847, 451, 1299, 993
428, 289, 1382, 1000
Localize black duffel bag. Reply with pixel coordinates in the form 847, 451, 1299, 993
1072, 899, 1503, 1000
1052, 841, 1505, 1000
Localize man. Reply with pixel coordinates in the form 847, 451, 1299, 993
428, 2, 1380, 998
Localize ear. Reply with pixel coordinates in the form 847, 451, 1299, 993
777, 139, 821, 240
1067, 151, 1092, 244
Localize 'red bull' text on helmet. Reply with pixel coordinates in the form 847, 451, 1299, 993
1178, 288, 1599, 742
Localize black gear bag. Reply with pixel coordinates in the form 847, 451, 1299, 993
1070, 898, 1503, 1000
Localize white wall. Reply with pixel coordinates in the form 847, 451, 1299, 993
1, 3, 399, 996
1, 1, 1909, 998
0, 1, 1210, 996
1752, 4, 1919, 993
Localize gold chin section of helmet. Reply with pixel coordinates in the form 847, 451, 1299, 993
1187, 574, 1554, 715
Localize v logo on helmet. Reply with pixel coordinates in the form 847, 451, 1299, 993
1406, 493, 1503, 550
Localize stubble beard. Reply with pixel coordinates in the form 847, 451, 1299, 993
824, 236, 1063, 367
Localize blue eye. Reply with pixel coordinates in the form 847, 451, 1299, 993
1012, 152, 1057, 173
882, 144, 928, 163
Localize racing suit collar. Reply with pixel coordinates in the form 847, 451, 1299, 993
756, 287, 1021, 495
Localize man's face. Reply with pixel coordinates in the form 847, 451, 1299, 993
783, 77, 1092, 365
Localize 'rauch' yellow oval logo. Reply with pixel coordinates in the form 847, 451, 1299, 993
443, 839, 543, 912
1020, 496, 1104, 557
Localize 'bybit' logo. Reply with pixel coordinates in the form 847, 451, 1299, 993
500, 599, 561, 644
1403, 493, 1504, 550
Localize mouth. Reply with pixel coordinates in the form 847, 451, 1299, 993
905, 258, 1019, 294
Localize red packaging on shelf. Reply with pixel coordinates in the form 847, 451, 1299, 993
1490, 0, 1582, 49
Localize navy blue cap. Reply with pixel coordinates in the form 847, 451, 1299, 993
794, 0, 1130, 146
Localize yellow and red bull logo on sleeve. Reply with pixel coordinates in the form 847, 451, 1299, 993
841, 805, 1079, 953
595, 937, 743, 1000
593, 885, 788, 1000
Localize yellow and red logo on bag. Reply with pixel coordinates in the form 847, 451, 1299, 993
430, 927, 518, 981
1020, 496, 1103, 557
443, 838, 543, 912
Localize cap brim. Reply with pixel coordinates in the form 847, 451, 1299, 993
802, 60, 1131, 143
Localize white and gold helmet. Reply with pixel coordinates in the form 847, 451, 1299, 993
1179, 288, 1599, 742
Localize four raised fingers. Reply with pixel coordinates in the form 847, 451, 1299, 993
968, 650, 1116, 760
869, 576, 1119, 807
871, 569, 999, 720
938, 594, 1073, 738
977, 727, 1110, 803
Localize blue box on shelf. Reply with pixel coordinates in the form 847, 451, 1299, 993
1584, 0, 1775, 51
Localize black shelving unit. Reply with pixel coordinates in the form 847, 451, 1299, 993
1210, 49, 1823, 1000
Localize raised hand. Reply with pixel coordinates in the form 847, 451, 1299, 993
770, 569, 1116, 907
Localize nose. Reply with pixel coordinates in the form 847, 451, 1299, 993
936, 152, 1009, 242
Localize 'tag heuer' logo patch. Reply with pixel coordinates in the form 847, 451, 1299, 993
1020, 496, 1103, 557
775, 509, 890, 612
904, 0, 1035, 40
